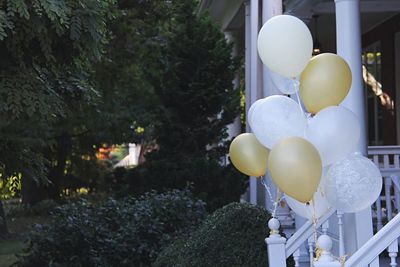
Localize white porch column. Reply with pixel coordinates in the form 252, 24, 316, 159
261, 0, 281, 212
262, 0, 282, 97
244, 0, 251, 135
335, 0, 367, 152
335, 1, 379, 266
395, 33, 400, 145
244, 0, 252, 203
248, 0, 265, 205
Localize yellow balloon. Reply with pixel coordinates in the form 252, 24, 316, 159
268, 137, 322, 203
300, 53, 352, 114
229, 133, 269, 177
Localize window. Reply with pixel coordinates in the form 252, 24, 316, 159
362, 42, 385, 145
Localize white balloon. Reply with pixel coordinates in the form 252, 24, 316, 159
248, 98, 267, 130
257, 15, 313, 78
270, 71, 300, 95
305, 106, 360, 166
324, 153, 382, 213
251, 95, 307, 149
285, 171, 331, 220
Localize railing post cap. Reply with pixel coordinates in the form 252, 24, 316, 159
318, 234, 333, 251
268, 217, 280, 231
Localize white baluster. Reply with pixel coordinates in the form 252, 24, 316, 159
383, 154, 390, 170
322, 221, 329, 235
385, 176, 394, 221
376, 196, 383, 231
388, 239, 398, 267
372, 154, 383, 231
391, 155, 400, 213
373, 154, 379, 168
395, 185, 400, 213
308, 236, 315, 267
313, 235, 341, 267
336, 211, 345, 257
265, 218, 287, 267
394, 154, 400, 174
392, 175, 400, 213
293, 248, 300, 267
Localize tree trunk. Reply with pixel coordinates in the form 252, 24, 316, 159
21, 173, 44, 205
0, 199, 9, 237
47, 133, 71, 200
21, 134, 71, 204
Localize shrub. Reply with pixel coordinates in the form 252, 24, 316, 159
4, 199, 58, 218
17, 188, 206, 267
154, 202, 295, 267
124, 155, 247, 211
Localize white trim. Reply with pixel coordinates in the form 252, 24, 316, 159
345, 213, 400, 266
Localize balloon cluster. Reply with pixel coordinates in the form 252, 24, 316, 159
229, 15, 382, 219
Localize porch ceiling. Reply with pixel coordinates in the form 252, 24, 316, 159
199, 0, 399, 53
284, 0, 400, 52
285, 0, 400, 33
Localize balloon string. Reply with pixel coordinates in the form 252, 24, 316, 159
260, 176, 274, 203
292, 78, 307, 119
311, 197, 319, 264
295, 89, 306, 118
311, 198, 318, 245
260, 176, 281, 218
273, 189, 281, 217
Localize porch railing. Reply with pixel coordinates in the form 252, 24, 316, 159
368, 146, 400, 231
266, 146, 400, 267
345, 212, 400, 267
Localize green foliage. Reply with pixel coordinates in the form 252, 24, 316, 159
43, 0, 171, 196
127, 0, 245, 211
155, 202, 295, 267
0, 0, 115, 189
125, 155, 247, 211
92, 0, 168, 145
0, 173, 21, 199
151, 1, 240, 157
0, 0, 242, 210
4, 199, 57, 218
18, 188, 206, 267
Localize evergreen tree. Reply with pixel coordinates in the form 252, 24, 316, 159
152, 1, 240, 157
131, 0, 246, 211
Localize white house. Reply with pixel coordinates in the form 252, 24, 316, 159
200, 1, 400, 266
114, 143, 141, 168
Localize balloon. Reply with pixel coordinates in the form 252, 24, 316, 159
270, 71, 300, 95
248, 98, 267, 130
285, 172, 332, 220
268, 136, 322, 203
258, 15, 313, 78
229, 133, 269, 177
300, 53, 352, 114
324, 153, 382, 213
305, 106, 360, 166
251, 95, 307, 149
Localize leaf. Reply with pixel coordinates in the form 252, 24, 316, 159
7, 0, 30, 19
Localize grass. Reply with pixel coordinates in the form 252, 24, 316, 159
0, 205, 52, 267
0, 239, 24, 267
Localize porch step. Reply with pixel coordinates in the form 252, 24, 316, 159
295, 256, 392, 267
